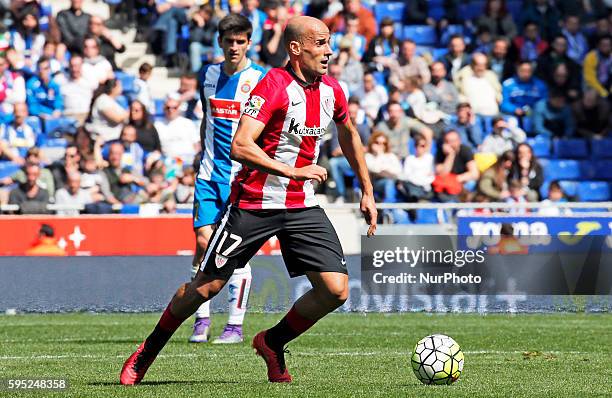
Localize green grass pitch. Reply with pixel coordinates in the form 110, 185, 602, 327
0, 313, 611, 397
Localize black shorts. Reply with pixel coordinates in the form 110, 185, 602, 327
199, 205, 347, 280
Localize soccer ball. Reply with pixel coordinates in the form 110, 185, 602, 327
411, 334, 464, 385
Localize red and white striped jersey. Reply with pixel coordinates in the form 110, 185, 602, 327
230, 66, 349, 209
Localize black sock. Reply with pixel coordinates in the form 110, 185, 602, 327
143, 324, 173, 356
265, 317, 296, 351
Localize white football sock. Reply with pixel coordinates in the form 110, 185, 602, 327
195, 300, 210, 320
226, 263, 252, 326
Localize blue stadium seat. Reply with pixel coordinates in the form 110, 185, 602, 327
431, 47, 449, 61
591, 139, 612, 159
439, 25, 465, 46
553, 138, 589, 159
577, 181, 611, 201
428, 6, 446, 21
414, 208, 447, 224
116, 95, 130, 110
115, 71, 136, 95
176, 208, 192, 215
592, 161, 612, 180
374, 2, 405, 24
43, 117, 78, 137
543, 159, 582, 181
526, 136, 551, 158
507, 0, 523, 21
403, 25, 437, 46
0, 161, 20, 179
458, 1, 486, 21
393, 22, 404, 40
120, 204, 140, 214
154, 98, 165, 116
41, 138, 68, 148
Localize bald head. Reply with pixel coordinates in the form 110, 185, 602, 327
284, 16, 328, 48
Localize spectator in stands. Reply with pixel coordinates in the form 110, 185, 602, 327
505, 179, 528, 213
327, 98, 370, 203
583, 35, 611, 98
335, 46, 364, 95
60, 54, 96, 125
79, 153, 105, 196
538, 180, 570, 216
532, 90, 575, 138
54, 171, 92, 215
477, 150, 514, 201
240, 0, 266, 61
86, 78, 128, 143
49, 143, 81, 191
448, 102, 484, 149
88, 15, 125, 71
520, 0, 561, 41
41, 40, 63, 77
129, 100, 161, 155
82, 36, 114, 85
535, 35, 582, 86
260, 2, 289, 68
488, 37, 515, 82
330, 13, 367, 61
403, 0, 435, 27
375, 101, 432, 159
501, 61, 548, 123
572, 89, 612, 139
325, 0, 377, 44
556, 0, 608, 26
512, 22, 548, 62
101, 141, 144, 204
134, 62, 154, 114
441, 35, 470, 81
480, 116, 526, 155
476, 0, 517, 40
0, 102, 36, 163
365, 131, 401, 203
356, 71, 388, 122
25, 57, 63, 119
469, 26, 495, 55
8, 162, 50, 214
588, 16, 610, 48
433, 129, 479, 202
401, 76, 429, 121
9, 1, 62, 46
175, 165, 195, 204
10, 5, 45, 72
0, 147, 54, 195
455, 53, 501, 116
176, 73, 203, 121
152, 0, 192, 68
109, 124, 145, 177
396, 133, 434, 202
562, 15, 589, 63
364, 18, 400, 73
0, 54, 26, 116
509, 142, 543, 202
188, 4, 218, 73
56, 0, 91, 54
545, 62, 582, 103
136, 167, 174, 209
423, 61, 459, 119
154, 94, 199, 163
389, 39, 431, 88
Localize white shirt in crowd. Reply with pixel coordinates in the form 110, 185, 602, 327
60, 76, 97, 115
54, 188, 92, 216
401, 152, 434, 190
360, 85, 388, 121
134, 78, 154, 114
155, 116, 199, 163
82, 56, 114, 85
86, 94, 125, 142
463, 75, 499, 116
364, 152, 402, 177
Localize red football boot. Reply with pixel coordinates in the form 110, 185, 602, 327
119, 342, 157, 385
252, 331, 292, 383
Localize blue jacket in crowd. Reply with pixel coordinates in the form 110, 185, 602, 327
500, 76, 548, 115
25, 76, 63, 117
532, 99, 575, 138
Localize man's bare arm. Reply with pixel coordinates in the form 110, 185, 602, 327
230, 115, 328, 183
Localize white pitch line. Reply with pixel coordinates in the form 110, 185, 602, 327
0, 350, 590, 361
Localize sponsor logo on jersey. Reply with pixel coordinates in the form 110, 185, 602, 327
215, 254, 228, 268
210, 98, 241, 120
243, 95, 265, 117
287, 118, 326, 136
240, 81, 252, 93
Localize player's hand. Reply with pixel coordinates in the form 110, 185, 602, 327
360, 192, 377, 237
291, 165, 328, 183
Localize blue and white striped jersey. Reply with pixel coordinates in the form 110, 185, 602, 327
197, 60, 266, 184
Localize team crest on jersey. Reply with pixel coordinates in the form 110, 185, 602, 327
241, 81, 252, 93
322, 96, 333, 117
244, 95, 265, 117
215, 254, 228, 268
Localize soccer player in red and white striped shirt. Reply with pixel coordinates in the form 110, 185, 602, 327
120, 16, 376, 385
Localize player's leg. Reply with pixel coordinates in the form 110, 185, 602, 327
189, 225, 214, 343
212, 263, 252, 344
252, 207, 348, 382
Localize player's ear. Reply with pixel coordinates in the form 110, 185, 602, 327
288, 40, 301, 56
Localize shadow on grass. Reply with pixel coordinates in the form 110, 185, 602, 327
88, 380, 240, 386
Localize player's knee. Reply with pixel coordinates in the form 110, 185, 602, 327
195, 231, 210, 250
322, 278, 349, 307
194, 279, 225, 301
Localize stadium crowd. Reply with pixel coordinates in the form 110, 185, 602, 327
0, 0, 610, 221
